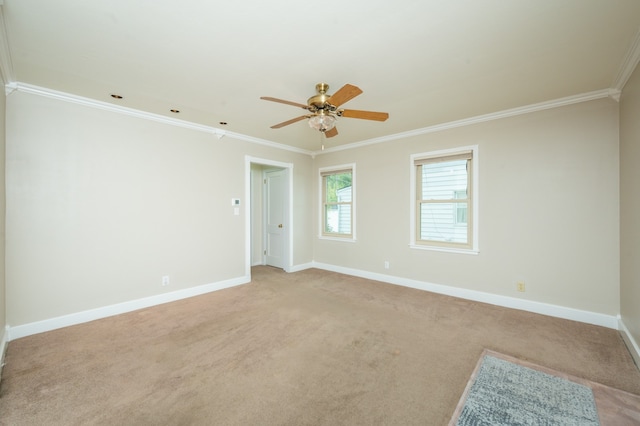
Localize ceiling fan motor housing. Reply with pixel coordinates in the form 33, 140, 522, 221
307, 83, 336, 113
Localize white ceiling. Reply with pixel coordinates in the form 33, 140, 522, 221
2, 1, 640, 152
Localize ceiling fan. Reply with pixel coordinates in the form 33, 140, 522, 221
260, 83, 389, 138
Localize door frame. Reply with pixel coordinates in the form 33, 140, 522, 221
245, 156, 293, 276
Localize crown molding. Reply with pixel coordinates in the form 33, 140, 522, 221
612, 27, 640, 91
9, 82, 314, 156
0, 2, 15, 85
7, 82, 617, 158
314, 89, 615, 155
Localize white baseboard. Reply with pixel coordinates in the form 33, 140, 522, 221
310, 262, 619, 329
288, 262, 314, 273
0, 324, 8, 374
619, 317, 640, 368
8, 275, 251, 341
6, 264, 627, 346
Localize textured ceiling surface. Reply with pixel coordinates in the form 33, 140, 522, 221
3, 1, 640, 151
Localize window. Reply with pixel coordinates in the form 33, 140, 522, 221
411, 147, 478, 253
320, 164, 355, 240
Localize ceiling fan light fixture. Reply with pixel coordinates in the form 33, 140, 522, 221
261, 82, 387, 138
308, 113, 337, 132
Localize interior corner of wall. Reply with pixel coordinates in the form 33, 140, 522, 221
618, 316, 640, 369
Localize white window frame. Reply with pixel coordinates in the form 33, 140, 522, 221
410, 146, 479, 254
454, 190, 468, 225
319, 163, 356, 242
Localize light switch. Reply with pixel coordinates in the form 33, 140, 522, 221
234, 207, 240, 215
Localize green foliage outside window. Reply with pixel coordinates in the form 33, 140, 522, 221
325, 172, 352, 203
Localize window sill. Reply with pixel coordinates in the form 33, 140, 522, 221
319, 235, 357, 243
409, 244, 478, 255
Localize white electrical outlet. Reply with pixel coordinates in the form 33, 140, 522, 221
162, 276, 170, 286
384, 261, 390, 269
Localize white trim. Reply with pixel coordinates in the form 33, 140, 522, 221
245, 156, 294, 274
0, 325, 7, 351
0, 3, 14, 85
319, 236, 357, 243
410, 145, 479, 253
619, 317, 640, 368
408, 244, 479, 255
314, 89, 615, 155
9, 83, 313, 156
289, 262, 314, 273
0, 325, 8, 371
4, 263, 627, 350
0, 325, 6, 386
6, 82, 620, 158
7, 275, 250, 341
310, 262, 619, 329
612, 27, 640, 92
318, 163, 356, 241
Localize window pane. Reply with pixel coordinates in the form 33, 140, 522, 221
455, 202, 467, 224
325, 172, 352, 203
323, 170, 352, 236
420, 202, 468, 243
324, 204, 351, 234
420, 160, 467, 200
454, 192, 467, 224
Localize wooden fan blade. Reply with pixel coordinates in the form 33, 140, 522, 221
328, 84, 363, 107
324, 127, 338, 138
260, 97, 308, 109
270, 115, 309, 129
340, 109, 389, 121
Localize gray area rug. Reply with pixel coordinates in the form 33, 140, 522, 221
453, 351, 600, 425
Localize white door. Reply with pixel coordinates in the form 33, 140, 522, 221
265, 168, 285, 268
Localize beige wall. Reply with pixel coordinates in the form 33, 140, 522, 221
620, 63, 640, 345
314, 98, 620, 315
2, 88, 626, 329
5, 91, 313, 326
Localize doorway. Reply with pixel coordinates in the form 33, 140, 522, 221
245, 156, 293, 275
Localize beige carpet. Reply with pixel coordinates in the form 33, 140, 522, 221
1, 266, 639, 425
